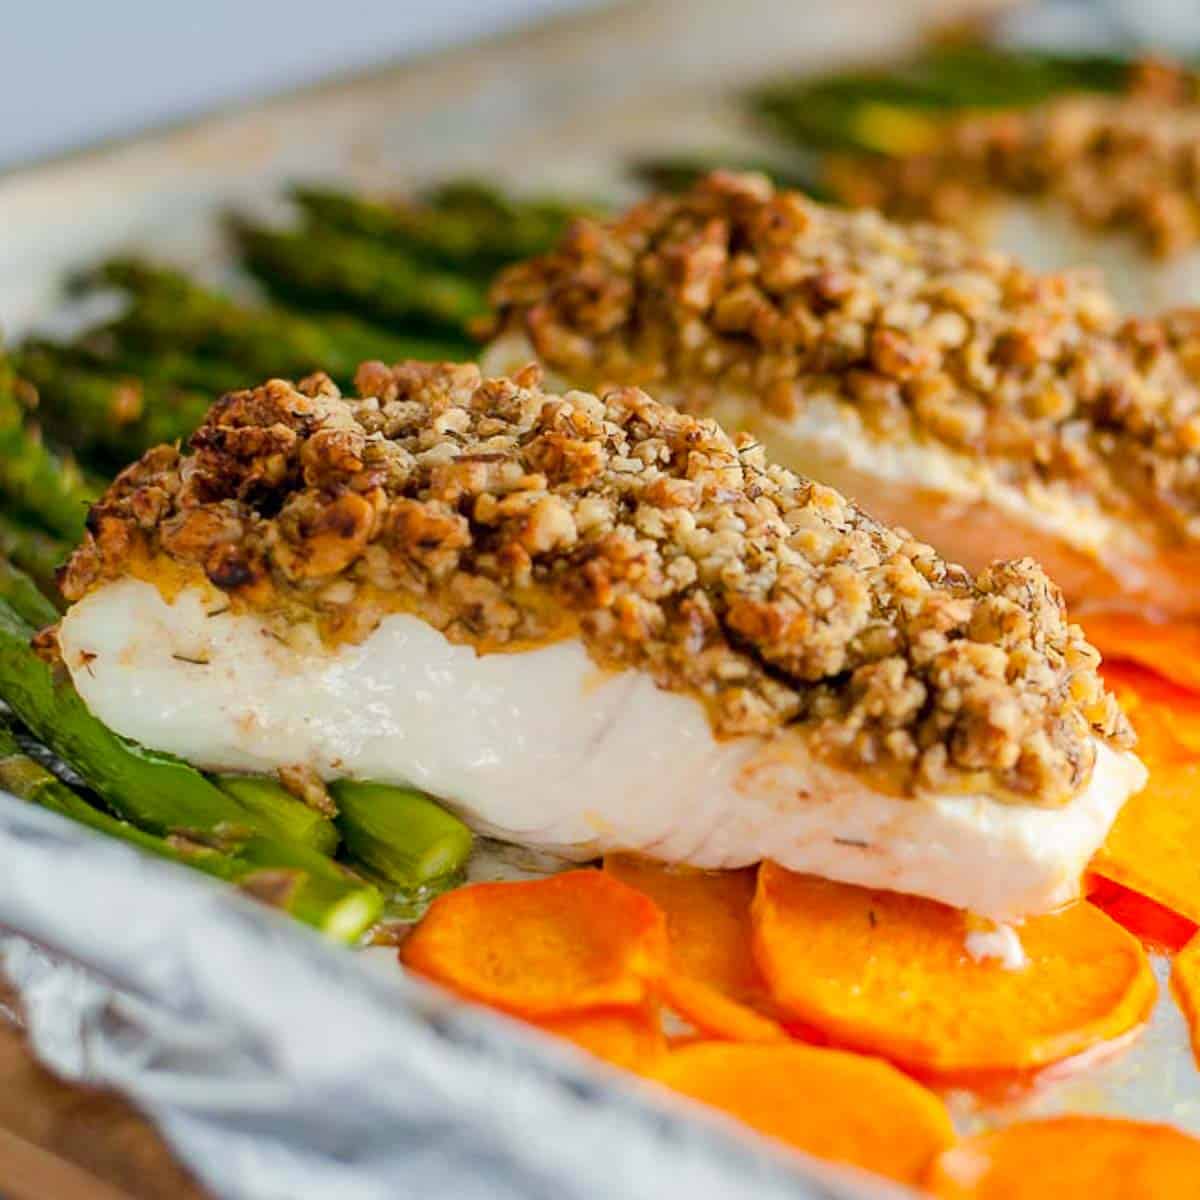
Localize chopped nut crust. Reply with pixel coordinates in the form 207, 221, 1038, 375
61, 363, 1130, 805
827, 92, 1200, 259
483, 171, 1200, 553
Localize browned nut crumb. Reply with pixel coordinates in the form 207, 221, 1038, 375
277, 764, 339, 817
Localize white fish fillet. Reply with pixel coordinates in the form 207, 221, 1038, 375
59, 577, 1145, 921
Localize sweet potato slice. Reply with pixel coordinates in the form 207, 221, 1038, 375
604, 856, 786, 1042
650, 1042, 955, 1185
400, 869, 668, 1018
925, 1116, 1200, 1198
535, 1008, 666, 1072
658, 974, 787, 1044
1102, 660, 1200, 760
1170, 932, 1200, 1068
752, 864, 1155, 1075
1092, 757, 1200, 925
1084, 612, 1200, 695
1087, 874, 1196, 952
1090, 661, 1200, 924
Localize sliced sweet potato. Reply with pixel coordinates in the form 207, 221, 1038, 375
1092, 757, 1200, 925
1102, 660, 1200, 761
603, 857, 763, 1001
1170, 931, 1200, 1068
535, 1007, 666, 1072
400, 869, 668, 1018
1089, 660, 1200, 924
658, 974, 787, 1044
604, 856, 786, 1042
1084, 612, 1200, 695
650, 1042, 955, 1185
752, 864, 1155, 1075
1087, 874, 1196, 953
925, 1116, 1200, 1198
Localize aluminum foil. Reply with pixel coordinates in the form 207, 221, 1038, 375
0, 795, 910, 1200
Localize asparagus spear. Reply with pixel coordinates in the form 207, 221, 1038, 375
0, 596, 339, 849
50, 334, 255, 396
753, 73, 957, 156
0, 513, 67, 602
0, 561, 58, 628
629, 153, 826, 197
424, 178, 587, 230
15, 344, 213, 462
0, 355, 98, 540
113, 346, 251, 395
330, 780, 472, 890
290, 183, 586, 273
751, 48, 1139, 156
0, 719, 381, 942
215, 774, 340, 858
231, 219, 488, 333
89, 260, 472, 385
904, 45, 1134, 107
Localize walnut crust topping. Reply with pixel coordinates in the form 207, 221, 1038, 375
483, 171, 1200, 550
827, 92, 1200, 259
61, 363, 1131, 805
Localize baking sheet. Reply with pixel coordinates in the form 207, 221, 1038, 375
3, 1, 1196, 1195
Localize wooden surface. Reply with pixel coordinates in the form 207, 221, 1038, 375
0, 991, 207, 1200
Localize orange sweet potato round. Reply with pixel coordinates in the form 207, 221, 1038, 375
534, 1007, 666, 1072
1087, 875, 1196, 953
1085, 613, 1200, 696
1092, 757, 1200, 925
926, 1116, 1200, 1198
1091, 660, 1200, 925
1102, 660, 1200, 761
650, 1042, 955, 1185
658, 973, 787, 1044
752, 864, 1155, 1075
400, 869, 668, 1018
604, 856, 786, 1042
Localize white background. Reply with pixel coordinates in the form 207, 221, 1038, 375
0, 1, 597, 169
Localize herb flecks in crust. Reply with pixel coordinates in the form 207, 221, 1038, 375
61, 362, 1130, 804
484, 171, 1200, 552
